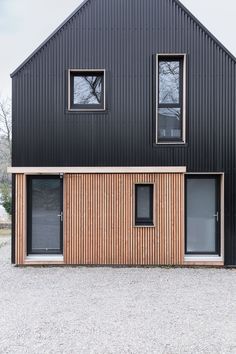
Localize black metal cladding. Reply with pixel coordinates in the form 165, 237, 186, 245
11, 0, 236, 264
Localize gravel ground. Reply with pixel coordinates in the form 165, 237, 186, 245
1, 237, 236, 354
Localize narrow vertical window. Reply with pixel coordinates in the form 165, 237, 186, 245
135, 184, 154, 226
157, 55, 185, 143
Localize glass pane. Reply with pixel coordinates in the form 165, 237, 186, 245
186, 178, 217, 253
136, 185, 152, 220
158, 107, 181, 139
159, 60, 180, 104
73, 75, 102, 105
31, 179, 61, 253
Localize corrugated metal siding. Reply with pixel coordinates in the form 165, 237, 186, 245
12, 0, 236, 264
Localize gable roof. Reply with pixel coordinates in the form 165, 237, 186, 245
10, 0, 236, 77
10, 0, 90, 77
174, 0, 236, 63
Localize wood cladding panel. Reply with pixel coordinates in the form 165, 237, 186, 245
15, 174, 25, 265
64, 173, 185, 265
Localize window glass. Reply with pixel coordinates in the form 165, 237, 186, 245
135, 184, 153, 226
159, 61, 180, 104
73, 75, 102, 105
29, 178, 62, 254
186, 178, 219, 254
158, 107, 181, 139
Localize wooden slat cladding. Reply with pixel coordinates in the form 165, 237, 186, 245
15, 174, 26, 265
64, 173, 184, 265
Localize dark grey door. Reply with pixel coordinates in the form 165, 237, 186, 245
186, 176, 220, 255
27, 176, 63, 255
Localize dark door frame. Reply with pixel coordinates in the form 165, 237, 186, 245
27, 175, 63, 255
185, 174, 221, 256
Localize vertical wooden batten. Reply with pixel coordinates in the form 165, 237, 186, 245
14, 172, 185, 266
15, 174, 26, 265
64, 173, 185, 266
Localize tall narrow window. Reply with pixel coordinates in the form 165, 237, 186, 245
68, 70, 105, 111
135, 184, 154, 226
157, 55, 185, 143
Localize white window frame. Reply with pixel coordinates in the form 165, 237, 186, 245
184, 172, 224, 263
68, 69, 106, 112
156, 53, 186, 145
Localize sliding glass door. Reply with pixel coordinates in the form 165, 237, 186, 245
186, 176, 220, 255
27, 176, 63, 255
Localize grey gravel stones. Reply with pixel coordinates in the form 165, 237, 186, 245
0, 237, 236, 354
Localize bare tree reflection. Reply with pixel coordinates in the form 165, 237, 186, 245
74, 76, 102, 105
159, 61, 180, 104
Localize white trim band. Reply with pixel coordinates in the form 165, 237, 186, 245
184, 256, 223, 263
26, 255, 64, 262
8, 166, 186, 174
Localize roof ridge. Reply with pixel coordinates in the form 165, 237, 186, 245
10, 0, 90, 77
173, 0, 236, 63
11, 0, 236, 77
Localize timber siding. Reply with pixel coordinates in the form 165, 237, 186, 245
15, 174, 25, 265
15, 173, 185, 266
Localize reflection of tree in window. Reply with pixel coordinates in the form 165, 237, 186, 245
73, 76, 102, 105
32, 180, 60, 210
158, 108, 181, 138
159, 61, 180, 104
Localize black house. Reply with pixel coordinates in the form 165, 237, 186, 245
9, 0, 236, 266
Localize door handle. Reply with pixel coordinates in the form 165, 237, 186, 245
213, 212, 219, 222
57, 212, 63, 222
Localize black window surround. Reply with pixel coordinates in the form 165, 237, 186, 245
27, 175, 63, 255
156, 54, 186, 144
68, 69, 106, 111
135, 184, 154, 226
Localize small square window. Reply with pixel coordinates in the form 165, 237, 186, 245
68, 70, 105, 111
135, 184, 154, 226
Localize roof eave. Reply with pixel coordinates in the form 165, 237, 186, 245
10, 0, 236, 78
174, 0, 236, 63
10, 0, 90, 78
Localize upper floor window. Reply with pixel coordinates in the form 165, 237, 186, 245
156, 55, 186, 144
68, 69, 105, 111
